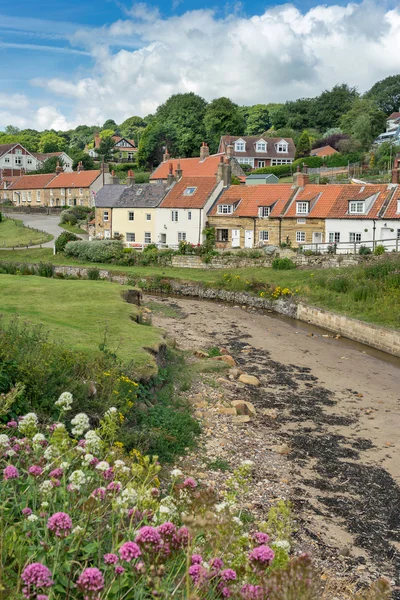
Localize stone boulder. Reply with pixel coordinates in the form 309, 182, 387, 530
215, 355, 236, 368
238, 374, 260, 386
231, 400, 256, 417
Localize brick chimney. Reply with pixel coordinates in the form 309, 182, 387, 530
127, 169, 135, 186
163, 147, 170, 162
226, 144, 234, 159
293, 164, 310, 187
95, 133, 101, 149
111, 169, 119, 184
222, 157, 231, 187
175, 162, 182, 181
55, 161, 63, 175
77, 161, 84, 172
200, 142, 209, 162
391, 157, 400, 184
216, 155, 224, 183
167, 163, 175, 187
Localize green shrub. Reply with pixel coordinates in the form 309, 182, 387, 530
359, 245, 372, 255
272, 257, 296, 270
374, 244, 386, 256
364, 261, 399, 279
55, 231, 80, 253
64, 240, 124, 263
87, 267, 101, 280
352, 282, 377, 302
37, 262, 54, 278
326, 274, 350, 293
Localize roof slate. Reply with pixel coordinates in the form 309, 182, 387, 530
94, 184, 129, 207
115, 183, 167, 208
0, 143, 19, 158
219, 136, 296, 160
160, 177, 218, 209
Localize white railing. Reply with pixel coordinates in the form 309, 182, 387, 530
299, 237, 400, 255
123, 242, 179, 251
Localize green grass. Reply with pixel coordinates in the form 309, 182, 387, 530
0, 274, 164, 377
145, 300, 182, 319
0, 218, 53, 248
59, 223, 87, 235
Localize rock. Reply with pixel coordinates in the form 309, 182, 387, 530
219, 347, 229, 355
218, 407, 237, 416
215, 355, 236, 367
194, 350, 209, 359
229, 368, 242, 379
232, 415, 251, 424
238, 374, 260, 386
231, 400, 256, 417
194, 400, 208, 409
270, 443, 290, 455
262, 408, 278, 419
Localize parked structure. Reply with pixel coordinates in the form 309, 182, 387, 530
218, 135, 295, 169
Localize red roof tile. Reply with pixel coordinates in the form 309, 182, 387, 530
159, 177, 218, 209
8, 173, 56, 190
151, 155, 223, 180
381, 186, 400, 219
45, 170, 101, 189
208, 184, 295, 218
388, 112, 400, 120
284, 184, 344, 218
327, 184, 392, 219
310, 145, 338, 157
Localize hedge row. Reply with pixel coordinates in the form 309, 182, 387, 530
252, 153, 364, 177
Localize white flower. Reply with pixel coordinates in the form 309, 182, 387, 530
32, 433, 46, 450
27, 514, 39, 523
72, 526, 84, 535
55, 392, 73, 411
96, 461, 110, 472
273, 540, 291, 552
241, 460, 254, 467
69, 470, 86, 487
83, 453, 94, 463
75, 446, 85, 454
170, 468, 183, 478
41, 501, 49, 509
43, 446, 58, 460
71, 413, 90, 437
215, 502, 228, 513
5, 449, 16, 457
232, 517, 242, 526
61, 462, 70, 470
0, 434, 10, 446
39, 480, 53, 495
159, 505, 170, 514
115, 487, 137, 508
18, 413, 38, 435
105, 407, 117, 416
85, 430, 101, 454
114, 460, 126, 468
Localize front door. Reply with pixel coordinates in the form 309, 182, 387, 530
245, 230, 253, 248
312, 232, 323, 244
231, 229, 240, 247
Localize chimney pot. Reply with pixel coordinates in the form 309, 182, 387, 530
163, 147, 171, 162
200, 142, 210, 161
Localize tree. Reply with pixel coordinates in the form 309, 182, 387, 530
340, 99, 387, 148
97, 136, 115, 161
99, 129, 115, 140
102, 119, 117, 130
365, 75, 400, 115
69, 150, 95, 170
136, 122, 176, 169
38, 132, 67, 153
310, 84, 358, 131
295, 131, 311, 158
4, 125, 20, 135
245, 104, 270, 135
119, 116, 147, 143
312, 133, 350, 151
204, 97, 245, 153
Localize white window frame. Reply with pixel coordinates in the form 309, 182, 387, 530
183, 186, 197, 196
15, 156, 22, 165
259, 230, 269, 241
27, 191, 32, 202
237, 157, 254, 166
257, 160, 266, 168
27, 159, 32, 165
328, 232, 340, 243
15, 149, 22, 155
171, 210, 178, 222
256, 142, 267, 152
145, 213, 151, 221
103, 211, 109, 222
144, 232, 152, 244
4, 157, 10, 164
22, 191, 27, 202
277, 143, 288, 153
217, 204, 233, 215
79, 188, 83, 196
68, 188, 72, 196
296, 202, 309, 214
128, 211, 134, 221
296, 231, 306, 243
258, 206, 270, 218
61, 188, 65, 196
349, 201, 365, 214
235, 141, 245, 152
126, 232, 135, 242
177, 232, 186, 242
104, 230, 111, 239
271, 158, 292, 165
349, 232, 362, 243
297, 218, 306, 224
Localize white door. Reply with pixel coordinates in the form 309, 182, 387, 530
312, 232, 323, 244
231, 229, 240, 247
245, 230, 254, 248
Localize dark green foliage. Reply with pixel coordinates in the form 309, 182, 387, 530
340, 99, 387, 148
55, 231, 80, 253
204, 97, 246, 153
243, 104, 271, 134
97, 136, 115, 161
37, 262, 54, 278
364, 74, 400, 114
352, 282, 377, 302
272, 257, 296, 270
31, 156, 64, 175
87, 267, 101, 280
326, 275, 350, 293
64, 240, 124, 262
310, 84, 358, 131
359, 245, 372, 255
295, 130, 311, 158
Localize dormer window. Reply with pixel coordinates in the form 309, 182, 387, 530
235, 140, 246, 152
277, 142, 288, 153
217, 204, 234, 214
256, 141, 267, 152
296, 202, 309, 214
349, 201, 365, 214
183, 187, 197, 196
136, 188, 143, 196
258, 206, 270, 218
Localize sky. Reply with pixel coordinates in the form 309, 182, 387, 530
1, 0, 400, 131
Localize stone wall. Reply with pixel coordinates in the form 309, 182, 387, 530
0, 205, 63, 215
297, 303, 400, 357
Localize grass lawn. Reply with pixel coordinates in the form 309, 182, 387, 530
0, 274, 164, 377
59, 223, 87, 235
0, 218, 53, 248
0, 248, 399, 328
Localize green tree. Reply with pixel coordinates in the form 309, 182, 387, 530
340, 99, 387, 148
97, 136, 115, 161
4, 125, 20, 135
136, 122, 176, 169
245, 104, 270, 135
365, 75, 400, 115
69, 149, 95, 170
102, 119, 117, 130
310, 84, 358, 131
32, 156, 64, 174
38, 132, 67, 153
204, 97, 245, 153
295, 130, 311, 158
119, 116, 147, 144
99, 129, 115, 140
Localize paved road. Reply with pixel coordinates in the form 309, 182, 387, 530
2, 213, 88, 249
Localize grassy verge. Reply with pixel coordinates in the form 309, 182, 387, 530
59, 222, 87, 235
0, 218, 53, 247
0, 274, 164, 376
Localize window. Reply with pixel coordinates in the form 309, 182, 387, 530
128, 211, 134, 221
178, 232, 186, 242
61, 188, 65, 196
296, 202, 309, 214
328, 232, 340, 243
188, 211, 192, 220
258, 206, 270, 218
13, 192, 18, 202
349, 232, 362, 243
145, 213, 151, 221
349, 201, 365, 214
37, 191, 41, 202
257, 160, 266, 168
5, 157, 10, 163
144, 232, 152, 244
103, 211, 109, 222
397, 200, 400, 213
15, 156, 22, 165
126, 233, 135, 242
277, 143, 288, 153
50, 189, 54, 196
128, 153, 133, 161
136, 189, 143, 196
171, 210, 178, 222
297, 218, 306, 224
79, 188, 83, 195
68, 188, 72, 196
217, 204, 233, 214
237, 157, 254, 166
296, 231, 306, 242
256, 142, 266, 152
216, 229, 229, 242
68, 199, 72, 207
160, 233, 166, 244
27, 191, 32, 202
27, 159, 32, 165
271, 158, 291, 165
22, 191, 27, 202
235, 141, 245, 152
183, 187, 197, 196
15, 149, 22, 155
79, 200, 83, 206
259, 230, 269, 241
397, 229, 400, 240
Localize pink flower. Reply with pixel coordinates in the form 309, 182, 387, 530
49, 468, 63, 479
7, 421, 17, 428
37, 596, 49, 600
135, 526, 161, 549
90, 457, 99, 467
47, 512, 72, 538
191, 554, 203, 565
248, 545, 275, 570
210, 558, 224, 571
106, 481, 121, 493
119, 542, 141, 562
76, 568, 104, 600
22, 508, 33, 516
103, 553, 119, 565
158, 521, 176, 537
91, 487, 106, 500
253, 532, 270, 545
220, 586, 231, 598
78, 439, 86, 447
176, 526, 191, 548
102, 468, 114, 481
151, 487, 160, 497
21, 563, 53, 599
3, 465, 19, 480
240, 584, 265, 599
221, 569, 237, 581
52, 479, 61, 488
183, 477, 197, 488
28, 466, 43, 477
188, 564, 208, 586
115, 566, 125, 576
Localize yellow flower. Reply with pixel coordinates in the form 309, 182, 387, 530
119, 413, 125, 423
114, 441, 124, 448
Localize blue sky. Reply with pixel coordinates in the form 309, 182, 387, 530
0, 0, 399, 130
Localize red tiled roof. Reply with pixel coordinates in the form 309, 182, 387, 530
388, 112, 400, 120
8, 173, 56, 190
159, 177, 218, 209
151, 154, 223, 180
208, 184, 295, 218
310, 145, 338, 157
381, 186, 400, 219
327, 184, 392, 219
284, 184, 344, 218
0, 175, 21, 189
45, 170, 101, 189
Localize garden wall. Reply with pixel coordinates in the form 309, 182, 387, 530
0, 206, 63, 215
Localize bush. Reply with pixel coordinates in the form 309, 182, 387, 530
64, 240, 124, 263
272, 257, 296, 270
87, 267, 101, 280
352, 282, 377, 302
374, 244, 386, 256
37, 262, 54, 278
55, 231, 80, 253
326, 275, 350, 293
359, 245, 372, 255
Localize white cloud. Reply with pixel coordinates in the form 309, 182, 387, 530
4, 1, 400, 130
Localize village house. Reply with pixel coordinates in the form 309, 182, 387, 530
310, 145, 338, 158
44, 165, 106, 207
7, 174, 57, 206
32, 151, 73, 171
94, 183, 167, 245
87, 133, 137, 163
0, 143, 40, 176
218, 135, 295, 169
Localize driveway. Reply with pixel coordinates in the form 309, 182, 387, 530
3, 213, 88, 249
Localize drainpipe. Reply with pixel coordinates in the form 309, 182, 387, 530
278, 217, 282, 246
253, 217, 256, 248
199, 209, 202, 245
372, 219, 376, 250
